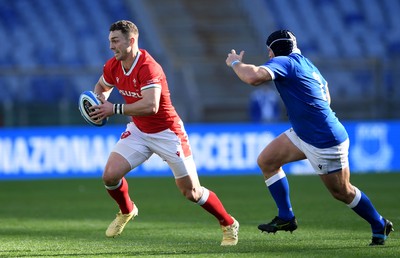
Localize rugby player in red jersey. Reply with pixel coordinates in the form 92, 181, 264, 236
88, 20, 238, 246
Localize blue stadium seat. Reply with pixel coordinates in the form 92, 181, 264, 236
0, 0, 132, 103
262, 0, 399, 104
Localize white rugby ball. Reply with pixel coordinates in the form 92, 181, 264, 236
78, 91, 108, 126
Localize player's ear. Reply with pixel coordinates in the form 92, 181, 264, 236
130, 36, 136, 45
268, 48, 275, 58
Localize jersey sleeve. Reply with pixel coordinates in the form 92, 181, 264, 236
138, 62, 163, 91
102, 60, 116, 87
260, 56, 292, 80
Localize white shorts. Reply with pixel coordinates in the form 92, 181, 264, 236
112, 122, 197, 179
284, 128, 349, 175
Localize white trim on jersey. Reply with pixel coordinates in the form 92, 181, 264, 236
259, 66, 275, 80
101, 75, 115, 87
123, 51, 141, 76
141, 84, 162, 91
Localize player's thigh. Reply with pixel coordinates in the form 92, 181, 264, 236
148, 128, 197, 178
170, 155, 200, 187
103, 134, 151, 184
258, 132, 306, 168
103, 152, 133, 184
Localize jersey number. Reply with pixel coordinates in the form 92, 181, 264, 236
312, 72, 327, 101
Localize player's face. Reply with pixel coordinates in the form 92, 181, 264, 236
109, 30, 132, 61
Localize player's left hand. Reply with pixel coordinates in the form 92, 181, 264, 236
226, 49, 245, 67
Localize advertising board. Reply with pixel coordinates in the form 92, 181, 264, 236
0, 121, 398, 180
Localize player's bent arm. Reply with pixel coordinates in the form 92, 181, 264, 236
87, 78, 115, 120
94, 76, 113, 100
123, 87, 161, 116
232, 63, 272, 86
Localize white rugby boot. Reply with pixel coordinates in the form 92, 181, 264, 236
106, 204, 138, 237
220, 217, 239, 246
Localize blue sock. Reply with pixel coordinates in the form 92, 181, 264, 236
266, 170, 294, 220
347, 187, 384, 233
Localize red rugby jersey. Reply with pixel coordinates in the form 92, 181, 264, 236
102, 49, 181, 133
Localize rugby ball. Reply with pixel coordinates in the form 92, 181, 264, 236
78, 91, 108, 126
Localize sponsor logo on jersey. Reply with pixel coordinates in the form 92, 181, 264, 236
147, 78, 161, 84
119, 90, 142, 98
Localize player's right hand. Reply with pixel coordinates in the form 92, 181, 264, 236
226, 49, 245, 67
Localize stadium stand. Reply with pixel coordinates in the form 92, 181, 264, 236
260, 0, 399, 119
0, 0, 398, 126
0, 0, 132, 125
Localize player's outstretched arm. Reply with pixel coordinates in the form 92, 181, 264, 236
226, 49, 272, 86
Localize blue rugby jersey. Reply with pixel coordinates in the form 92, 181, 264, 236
260, 53, 348, 148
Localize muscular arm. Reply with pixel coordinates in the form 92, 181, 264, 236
231, 63, 272, 86
94, 76, 114, 100
226, 49, 272, 86
90, 77, 161, 120
123, 87, 161, 116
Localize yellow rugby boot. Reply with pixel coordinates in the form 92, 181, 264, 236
220, 217, 239, 246
106, 204, 138, 237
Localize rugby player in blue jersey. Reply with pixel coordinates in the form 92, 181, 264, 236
225, 29, 393, 246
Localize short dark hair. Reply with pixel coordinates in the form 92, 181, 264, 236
266, 30, 296, 56
109, 20, 139, 38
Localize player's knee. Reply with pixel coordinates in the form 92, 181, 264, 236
102, 173, 114, 186
329, 187, 354, 203
181, 187, 202, 202
257, 154, 277, 176
102, 170, 121, 186
330, 191, 344, 201
257, 154, 268, 169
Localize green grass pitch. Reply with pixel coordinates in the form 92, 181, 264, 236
0, 173, 399, 257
